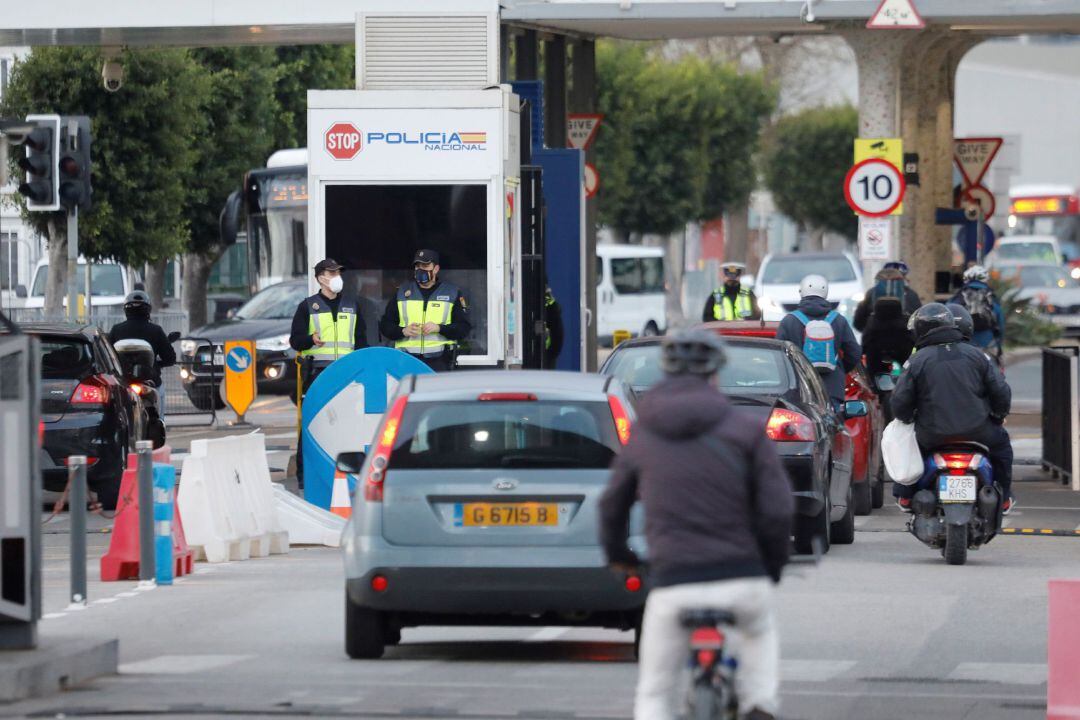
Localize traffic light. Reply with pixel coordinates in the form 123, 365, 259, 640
57, 116, 92, 212
9, 114, 60, 211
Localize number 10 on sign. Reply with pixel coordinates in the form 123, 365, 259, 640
844, 158, 906, 217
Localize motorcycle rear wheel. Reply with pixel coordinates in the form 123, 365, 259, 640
690, 681, 726, 720
943, 524, 969, 565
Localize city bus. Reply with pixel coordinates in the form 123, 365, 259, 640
1007, 184, 1080, 270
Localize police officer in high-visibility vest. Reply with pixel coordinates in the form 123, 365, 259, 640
379, 249, 471, 372
702, 262, 761, 322
288, 257, 366, 486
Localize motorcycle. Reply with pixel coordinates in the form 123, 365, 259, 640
114, 338, 169, 449
908, 442, 1002, 565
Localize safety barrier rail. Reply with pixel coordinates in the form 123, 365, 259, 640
1040, 346, 1080, 492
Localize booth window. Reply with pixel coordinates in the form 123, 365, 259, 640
325, 184, 488, 355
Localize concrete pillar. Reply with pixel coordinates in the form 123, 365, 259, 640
570, 39, 599, 370
543, 35, 567, 149
515, 29, 538, 80
842, 30, 910, 283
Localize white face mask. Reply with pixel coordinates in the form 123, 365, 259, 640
326, 275, 344, 293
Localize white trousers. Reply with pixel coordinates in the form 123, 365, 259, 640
635, 577, 779, 720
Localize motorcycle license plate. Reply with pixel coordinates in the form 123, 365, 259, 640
939, 475, 977, 503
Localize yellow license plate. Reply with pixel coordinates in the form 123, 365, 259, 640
461, 502, 559, 527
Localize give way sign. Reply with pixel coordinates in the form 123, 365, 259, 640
844, 158, 906, 217
325, 122, 363, 160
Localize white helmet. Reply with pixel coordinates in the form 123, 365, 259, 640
799, 274, 829, 299
963, 265, 989, 283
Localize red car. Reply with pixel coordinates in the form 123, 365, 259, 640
700, 321, 886, 514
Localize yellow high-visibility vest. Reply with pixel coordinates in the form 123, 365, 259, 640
395, 282, 458, 357
299, 294, 357, 365
712, 288, 754, 321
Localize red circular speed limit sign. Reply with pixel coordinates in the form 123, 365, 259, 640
844, 158, 906, 217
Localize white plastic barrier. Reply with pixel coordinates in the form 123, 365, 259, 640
271, 484, 347, 547
177, 433, 289, 563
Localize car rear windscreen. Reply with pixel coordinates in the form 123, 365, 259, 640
605, 343, 793, 394
37, 338, 94, 379
390, 401, 620, 470
761, 257, 856, 284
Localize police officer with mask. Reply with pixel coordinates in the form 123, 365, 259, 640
703, 262, 761, 322
289, 258, 366, 486
380, 249, 471, 372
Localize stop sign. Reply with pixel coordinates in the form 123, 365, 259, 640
324, 122, 363, 160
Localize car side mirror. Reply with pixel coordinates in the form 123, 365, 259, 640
14, 284, 27, 298
844, 400, 869, 419
167, 331, 181, 343
336, 451, 367, 475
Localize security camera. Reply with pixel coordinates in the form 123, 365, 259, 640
102, 59, 123, 92
802, 0, 818, 23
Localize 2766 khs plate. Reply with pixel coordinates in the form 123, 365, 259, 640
939, 475, 977, 503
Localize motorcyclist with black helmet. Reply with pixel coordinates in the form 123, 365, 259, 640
108, 290, 176, 385
599, 329, 793, 720
891, 303, 1015, 514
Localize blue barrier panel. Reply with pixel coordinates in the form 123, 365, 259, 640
301, 347, 435, 509
152, 463, 175, 586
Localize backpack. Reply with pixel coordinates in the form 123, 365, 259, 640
871, 278, 906, 315
960, 286, 995, 332
793, 310, 839, 374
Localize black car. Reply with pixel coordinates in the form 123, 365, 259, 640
600, 335, 862, 553
179, 281, 309, 410
13, 323, 148, 509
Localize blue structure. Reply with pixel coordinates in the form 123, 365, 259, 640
152, 463, 176, 586
301, 348, 434, 509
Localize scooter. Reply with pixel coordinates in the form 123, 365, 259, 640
908, 442, 1001, 565
113, 338, 167, 449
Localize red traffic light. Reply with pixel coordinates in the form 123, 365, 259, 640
59, 156, 80, 177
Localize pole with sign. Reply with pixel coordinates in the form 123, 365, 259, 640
223, 340, 256, 424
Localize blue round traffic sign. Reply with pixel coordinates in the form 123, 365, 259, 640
226, 346, 252, 373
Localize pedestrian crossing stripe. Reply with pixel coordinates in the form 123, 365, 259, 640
1001, 527, 1080, 537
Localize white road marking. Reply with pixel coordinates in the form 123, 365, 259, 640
948, 662, 1047, 685
92, 598, 119, 604
42, 612, 67, 620
115, 591, 139, 598
119, 654, 254, 675
525, 627, 572, 642
781, 659, 857, 682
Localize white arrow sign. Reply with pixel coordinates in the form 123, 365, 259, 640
867, 0, 925, 29
567, 114, 603, 151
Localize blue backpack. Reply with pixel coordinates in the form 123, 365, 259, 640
793, 310, 839, 374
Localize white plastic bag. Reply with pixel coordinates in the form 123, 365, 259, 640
881, 419, 923, 485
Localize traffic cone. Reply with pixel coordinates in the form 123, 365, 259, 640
330, 470, 352, 519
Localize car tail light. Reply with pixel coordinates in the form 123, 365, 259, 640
71, 377, 108, 405
624, 575, 642, 593
371, 575, 389, 593
38, 421, 44, 447
608, 395, 631, 446
478, 392, 537, 401
765, 408, 815, 442
934, 452, 979, 472
365, 396, 408, 502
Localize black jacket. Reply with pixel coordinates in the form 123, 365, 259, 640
378, 281, 472, 350
598, 375, 794, 587
775, 296, 861, 403
860, 299, 915, 375
853, 285, 922, 332
288, 292, 367, 354
108, 317, 176, 385
891, 326, 1012, 447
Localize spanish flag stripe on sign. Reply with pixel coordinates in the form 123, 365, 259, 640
459, 132, 487, 143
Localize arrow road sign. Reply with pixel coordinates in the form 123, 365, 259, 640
867, 0, 925, 29
844, 158, 906, 217
954, 137, 1003, 190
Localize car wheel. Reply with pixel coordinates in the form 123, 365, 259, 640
831, 486, 856, 545
186, 386, 225, 412
871, 458, 885, 509
853, 478, 872, 516
794, 495, 830, 555
642, 321, 660, 337
345, 592, 386, 659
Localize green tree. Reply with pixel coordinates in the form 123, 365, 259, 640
1, 47, 207, 315
762, 104, 858, 246
272, 45, 355, 149
594, 43, 774, 240
181, 47, 280, 327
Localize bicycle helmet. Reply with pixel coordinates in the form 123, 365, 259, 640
963, 265, 989, 283
799, 274, 829, 299
883, 261, 910, 277
910, 303, 956, 342
946, 303, 974, 341
660, 328, 728, 377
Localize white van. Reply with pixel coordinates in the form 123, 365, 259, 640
596, 244, 666, 343
16, 258, 137, 309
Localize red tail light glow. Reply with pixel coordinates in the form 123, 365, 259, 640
765, 408, 815, 442
624, 575, 642, 593
371, 575, 389, 593
934, 452, 978, 472
696, 649, 718, 668
478, 392, 537, 401
690, 627, 724, 649
130, 383, 146, 396
365, 396, 408, 502
71, 377, 108, 405
38, 421, 45, 447
608, 395, 631, 445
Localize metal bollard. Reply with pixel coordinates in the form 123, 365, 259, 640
152, 465, 175, 586
68, 455, 88, 608
135, 441, 155, 584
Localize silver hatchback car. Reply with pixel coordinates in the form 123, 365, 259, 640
339, 370, 642, 659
